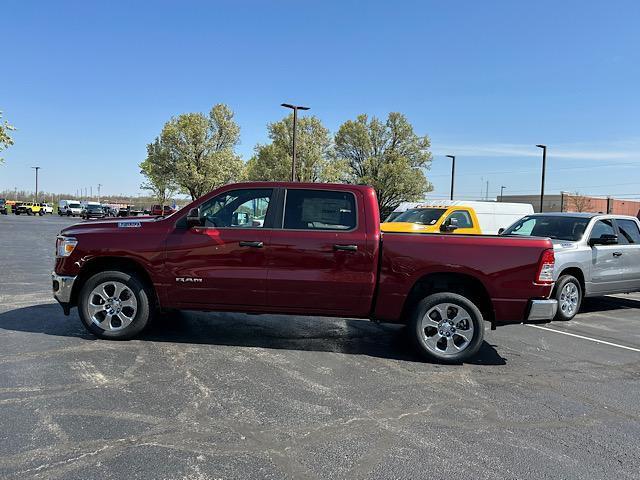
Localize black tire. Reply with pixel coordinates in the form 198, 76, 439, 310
38, 210, 44, 216
409, 292, 485, 364
15, 211, 20, 215
78, 270, 155, 340
554, 275, 582, 321
27, 209, 33, 216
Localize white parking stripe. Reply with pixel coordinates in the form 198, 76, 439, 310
526, 324, 640, 353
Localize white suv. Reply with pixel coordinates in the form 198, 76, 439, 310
40, 203, 54, 214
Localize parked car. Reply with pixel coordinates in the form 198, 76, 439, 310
15, 202, 44, 215
82, 204, 107, 219
59, 200, 83, 217
11, 201, 23, 214
501, 212, 640, 321
382, 201, 534, 235
0, 198, 7, 215
102, 205, 118, 217
117, 206, 143, 217
52, 182, 557, 363
39, 203, 54, 214
151, 204, 176, 216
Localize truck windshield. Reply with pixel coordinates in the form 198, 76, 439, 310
392, 208, 447, 226
502, 215, 591, 241
69, 203, 81, 209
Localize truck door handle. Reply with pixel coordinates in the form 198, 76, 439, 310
613, 251, 623, 257
239, 241, 264, 248
333, 244, 358, 252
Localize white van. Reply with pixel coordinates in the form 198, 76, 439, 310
383, 200, 534, 235
58, 199, 83, 217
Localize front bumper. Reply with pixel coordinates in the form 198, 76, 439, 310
52, 272, 76, 312
526, 299, 558, 321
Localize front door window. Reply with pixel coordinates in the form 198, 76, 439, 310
200, 189, 272, 228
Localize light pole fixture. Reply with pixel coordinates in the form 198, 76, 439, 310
31, 166, 41, 203
500, 185, 506, 202
536, 144, 547, 212
445, 155, 456, 200
281, 103, 310, 181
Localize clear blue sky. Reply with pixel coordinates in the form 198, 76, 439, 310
2, 0, 640, 200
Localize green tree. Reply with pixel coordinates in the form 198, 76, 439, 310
334, 112, 432, 217
0, 111, 16, 164
160, 104, 244, 200
139, 137, 178, 206
246, 114, 347, 182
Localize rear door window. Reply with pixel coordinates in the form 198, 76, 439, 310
284, 189, 356, 230
616, 219, 640, 244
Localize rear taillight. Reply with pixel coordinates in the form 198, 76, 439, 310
536, 248, 555, 284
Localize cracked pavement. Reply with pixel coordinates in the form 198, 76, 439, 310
1, 214, 639, 479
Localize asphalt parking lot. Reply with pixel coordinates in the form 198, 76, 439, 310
1, 214, 639, 480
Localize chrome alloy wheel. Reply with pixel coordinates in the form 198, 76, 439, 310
420, 303, 475, 356
87, 281, 138, 331
559, 282, 579, 316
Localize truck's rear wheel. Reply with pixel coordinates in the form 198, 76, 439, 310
78, 271, 154, 339
410, 292, 484, 363
554, 275, 582, 321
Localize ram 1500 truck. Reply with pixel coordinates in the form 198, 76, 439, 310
52, 182, 557, 363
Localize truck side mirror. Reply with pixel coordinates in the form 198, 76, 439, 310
440, 217, 459, 232
588, 233, 618, 246
498, 228, 505, 235
186, 207, 203, 228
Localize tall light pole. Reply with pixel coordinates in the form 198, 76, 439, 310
98, 184, 102, 203
536, 144, 547, 212
281, 103, 310, 181
500, 185, 506, 202
31, 167, 41, 203
445, 155, 456, 200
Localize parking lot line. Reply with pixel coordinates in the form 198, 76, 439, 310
526, 324, 640, 353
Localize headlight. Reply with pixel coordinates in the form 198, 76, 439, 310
56, 236, 78, 257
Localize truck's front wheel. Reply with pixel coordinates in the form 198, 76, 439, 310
78, 271, 154, 339
410, 293, 484, 364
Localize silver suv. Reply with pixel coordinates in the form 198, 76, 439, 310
502, 212, 640, 320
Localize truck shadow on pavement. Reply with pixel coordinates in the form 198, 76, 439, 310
580, 295, 640, 314
0, 303, 506, 366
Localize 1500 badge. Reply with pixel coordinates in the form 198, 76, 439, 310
176, 277, 203, 283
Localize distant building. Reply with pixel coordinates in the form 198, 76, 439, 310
498, 193, 640, 217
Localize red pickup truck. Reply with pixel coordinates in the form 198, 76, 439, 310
52, 182, 557, 363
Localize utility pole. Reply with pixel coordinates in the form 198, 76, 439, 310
90, 186, 93, 199
445, 155, 456, 200
281, 103, 310, 181
31, 167, 41, 203
98, 184, 102, 203
485, 180, 489, 201
536, 144, 547, 212
500, 186, 506, 202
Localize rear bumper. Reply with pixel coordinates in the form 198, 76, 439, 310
526, 299, 558, 321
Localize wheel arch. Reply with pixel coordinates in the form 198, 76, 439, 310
401, 272, 494, 325
70, 256, 159, 308
554, 266, 585, 296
